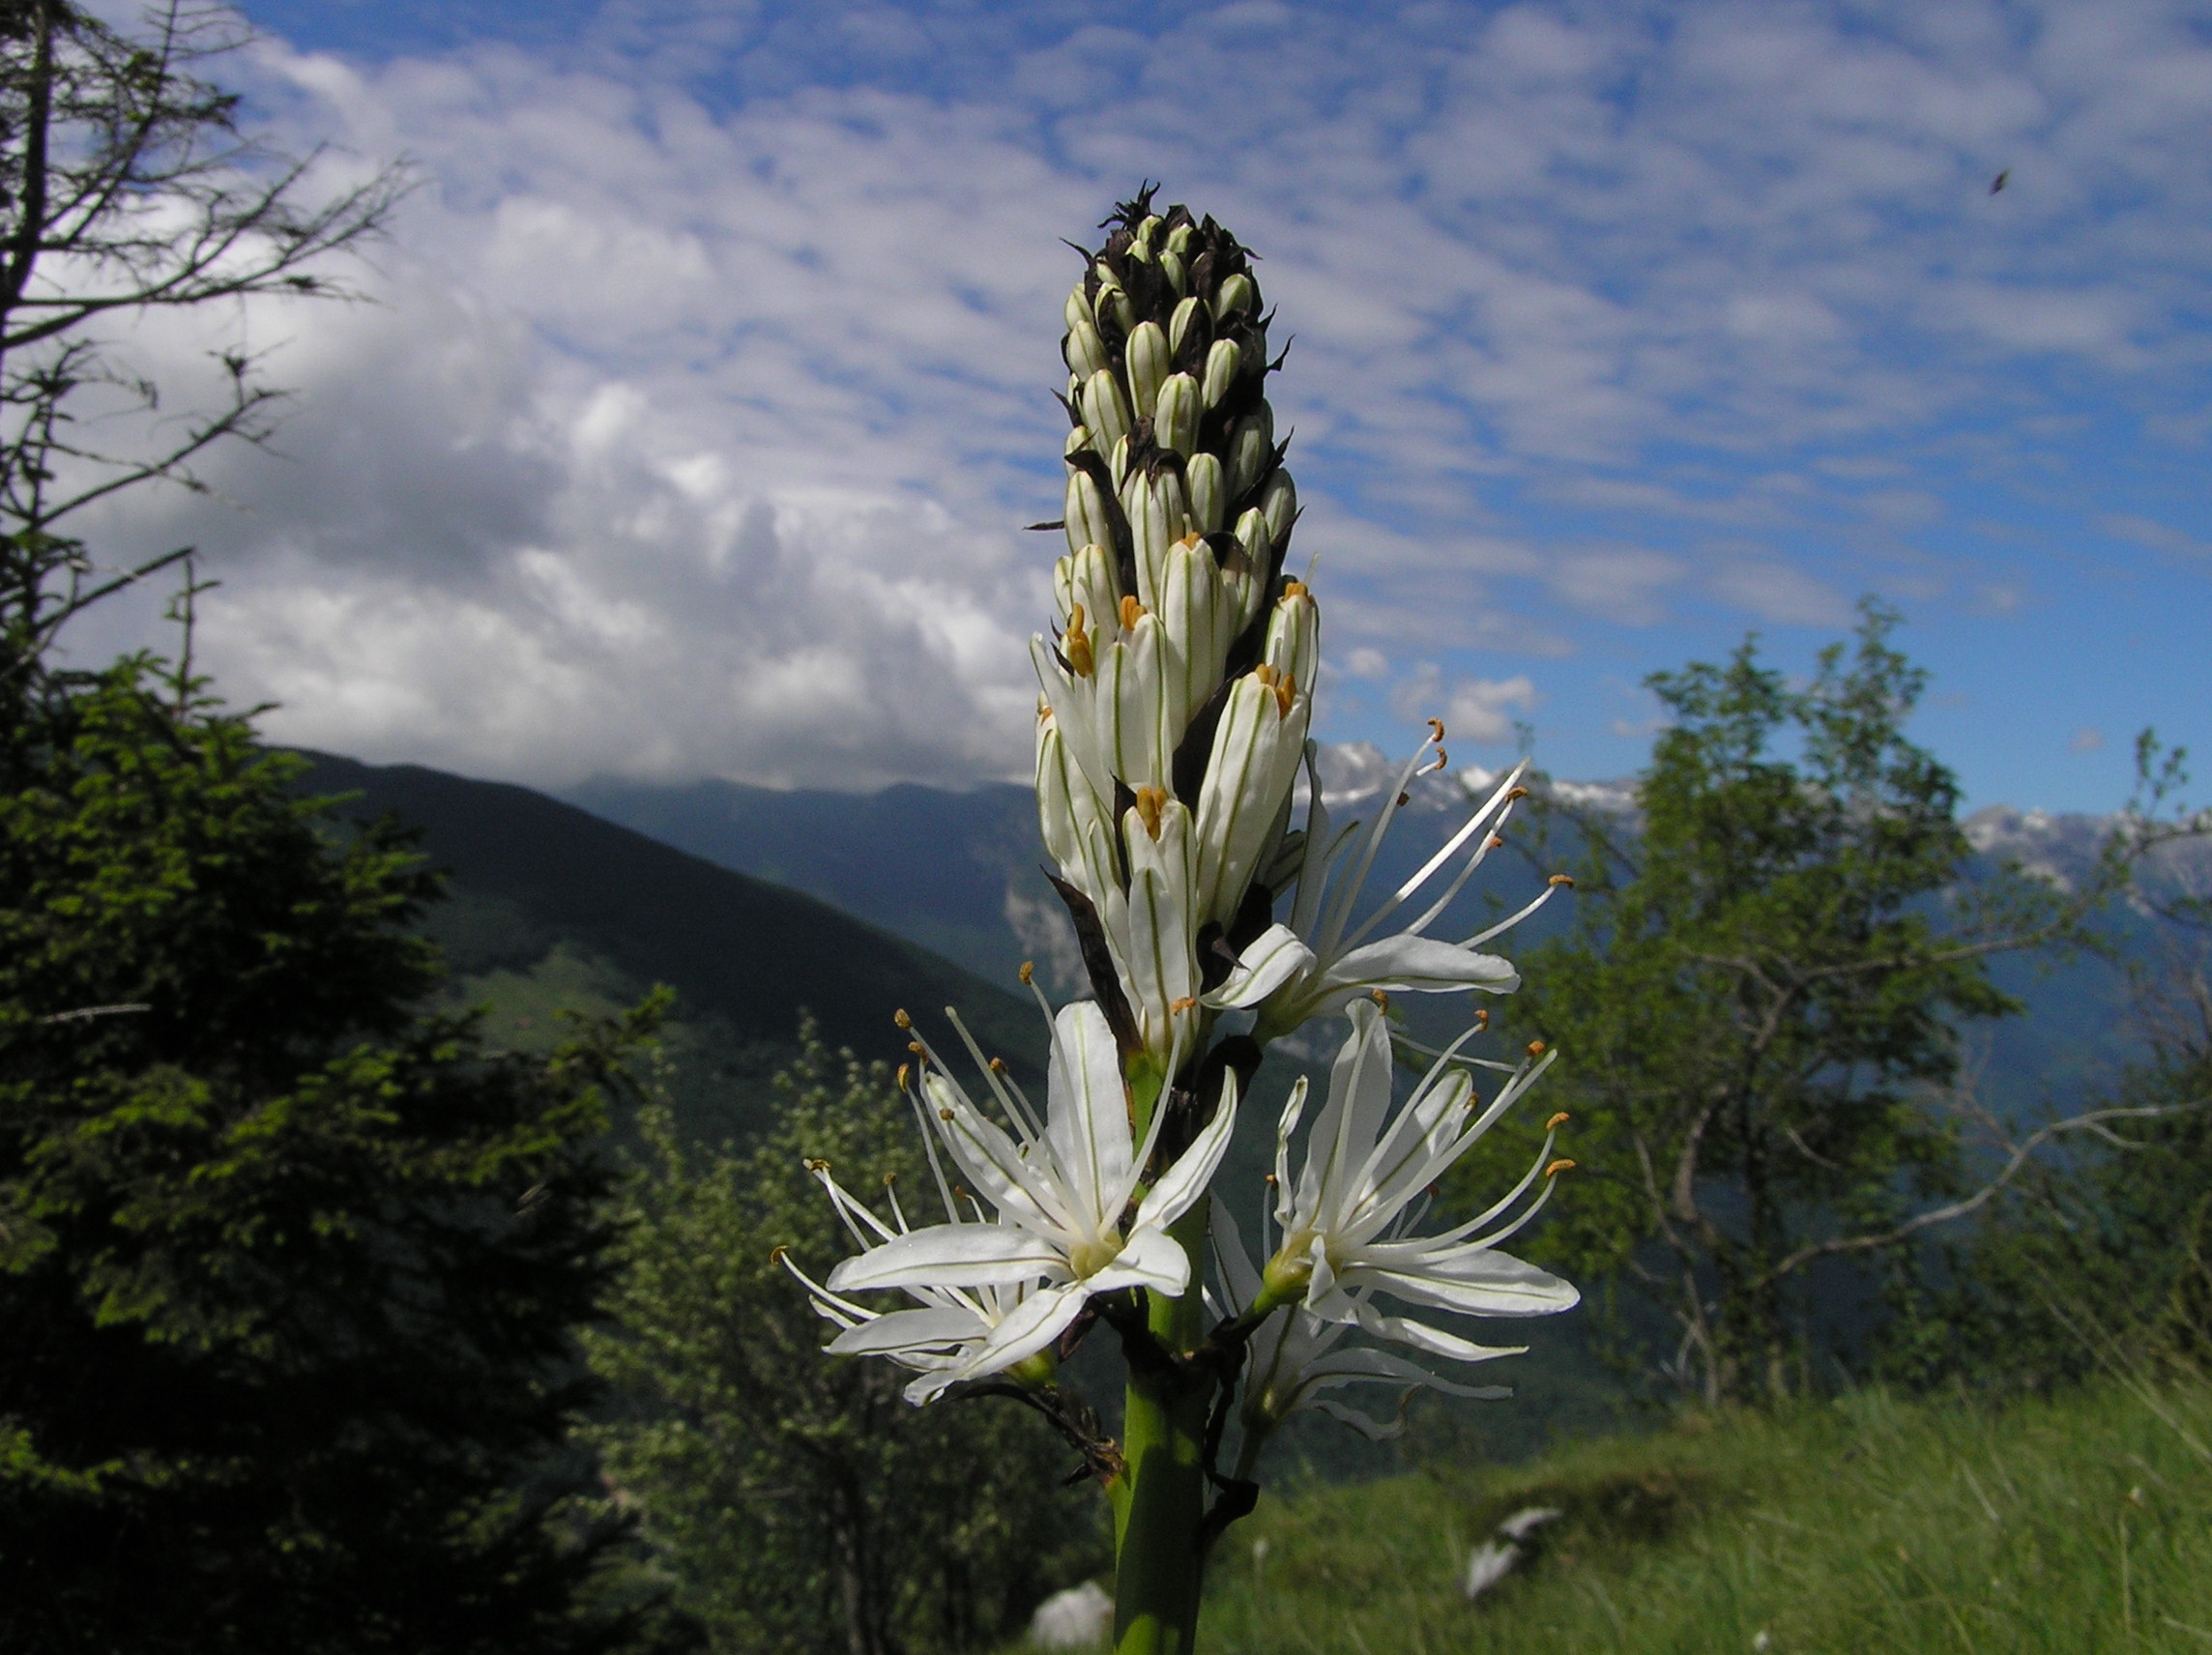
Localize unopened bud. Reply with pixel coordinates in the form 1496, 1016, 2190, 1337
1186, 451, 1226, 534
1154, 372, 1200, 455
1261, 470, 1297, 546
1159, 247, 1188, 297
1065, 469, 1112, 560
1234, 507, 1270, 566
1064, 314, 1111, 380
1064, 285, 1092, 334
1081, 369, 1132, 453
1063, 424, 1093, 461
1166, 222, 1195, 257
1212, 271, 1256, 321
1203, 337, 1241, 408
1169, 294, 1203, 356
1126, 321, 1171, 420
1229, 409, 1273, 499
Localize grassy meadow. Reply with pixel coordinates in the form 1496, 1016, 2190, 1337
1150, 1373, 2212, 1655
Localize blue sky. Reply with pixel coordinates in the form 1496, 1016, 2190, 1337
83, 1, 2212, 809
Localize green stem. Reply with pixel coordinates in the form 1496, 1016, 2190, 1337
1113, 1204, 1212, 1655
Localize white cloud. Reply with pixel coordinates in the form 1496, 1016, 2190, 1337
1390, 663, 1538, 746
58, 0, 2212, 786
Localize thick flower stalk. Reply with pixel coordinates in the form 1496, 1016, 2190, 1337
794, 190, 1581, 1655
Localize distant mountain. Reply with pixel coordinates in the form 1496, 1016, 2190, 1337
292, 752, 1046, 1144
564, 748, 2196, 1111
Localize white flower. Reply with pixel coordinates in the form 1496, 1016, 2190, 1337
1208, 1198, 1503, 1444
824, 998, 1238, 1389
1263, 998, 1579, 1364
1247, 735, 1572, 1043
780, 1157, 1035, 1405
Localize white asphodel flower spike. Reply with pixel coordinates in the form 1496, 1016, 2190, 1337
1243, 730, 1575, 1043
1259, 997, 1579, 1364
825, 995, 1239, 1389
1207, 1198, 1504, 1446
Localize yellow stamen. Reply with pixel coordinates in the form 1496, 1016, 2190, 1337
909, 1041, 925, 1056
1549, 873, 1575, 887
1179, 531, 1204, 549
1254, 662, 1277, 687
1019, 960, 1035, 985
989, 1057, 1008, 1074
1427, 717, 1444, 742
894, 1008, 912, 1029
1275, 681, 1295, 717
1545, 1158, 1576, 1177
1546, 1111, 1571, 1130
884, 1172, 898, 1187
896, 1062, 910, 1090
939, 1108, 954, 1121
1472, 1008, 1490, 1031
1132, 785, 1166, 838
1282, 579, 1308, 598
802, 1158, 830, 1172
1119, 595, 1145, 631
1527, 1040, 1548, 1058
1064, 604, 1094, 677
770, 1244, 789, 1263
1170, 996, 1197, 1015
1508, 786, 1529, 800
1371, 989, 1391, 1011
1488, 834, 1504, 850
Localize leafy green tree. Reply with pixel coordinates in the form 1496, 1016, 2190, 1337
0, 653, 665, 1651
591, 1023, 1104, 1655
1465, 603, 2118, 1403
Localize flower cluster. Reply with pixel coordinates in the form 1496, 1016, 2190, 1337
796, 189, 1578, 1460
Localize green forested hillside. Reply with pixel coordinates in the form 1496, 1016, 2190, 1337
292, 751, 1046, 1142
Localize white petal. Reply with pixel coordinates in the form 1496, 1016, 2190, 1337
1337, 1247, 1581, 1317
951, 1283, 1092, 1379
1342, 1299, 1530, 1365
827, 1307, 987, 1356
1044, 1000, 1135, 1233
1089, 1223, 1191, 1296
1208, 1195, 1265, 1311
827, 1223, 1063, 1293
1133, 1068, 1240, 1233
1314, 934, 1520, 998
1201, 922, 1314, 1010
1309, 1398, 1405, 1441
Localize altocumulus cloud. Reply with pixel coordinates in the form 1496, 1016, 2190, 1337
66, 0, 2212, 788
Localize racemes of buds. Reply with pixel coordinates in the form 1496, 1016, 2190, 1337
1035, 191, 1312, 1096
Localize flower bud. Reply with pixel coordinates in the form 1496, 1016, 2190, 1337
1054, 540, 1121, 629
1166, 222, 1195, 257
1154, 372, 1200, 456
1123, 468, 1192, 606
1159, 247, 1188, 297
1064, 314, 1111, 380
1203, 337, 1241, 409
1063, 424, 1093, 460
1136, 214, 1163, 246
1064, 285, 1092, 334
1212, 272, 1256, 322
1125, 322, 1171, 425
1262, 469, 1298, 548
1264, 582, 1320, 697
1228, 406, 1274, 500
1081, 368, 1131, 453
1064, 467, 1114, 559
1169, 295, 1203, 357
1108, 433, 1130, 490
1186, 451, 1226, 534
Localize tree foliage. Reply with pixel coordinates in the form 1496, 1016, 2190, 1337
590, 1024, 1104, 1655
0, 654, 663, 1652
1464, 603, 2098, 1403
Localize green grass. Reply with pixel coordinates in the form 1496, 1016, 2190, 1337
1194, 1374, 2212, 1654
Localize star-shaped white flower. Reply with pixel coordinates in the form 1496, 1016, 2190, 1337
1233, 739, 1574, 1044
1208, 1198, 1505, 1444
1263, 998, 1579, 1362
825, 997, 1237, 1388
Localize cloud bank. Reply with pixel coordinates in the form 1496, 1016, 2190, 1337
68, 0, 2212, 789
